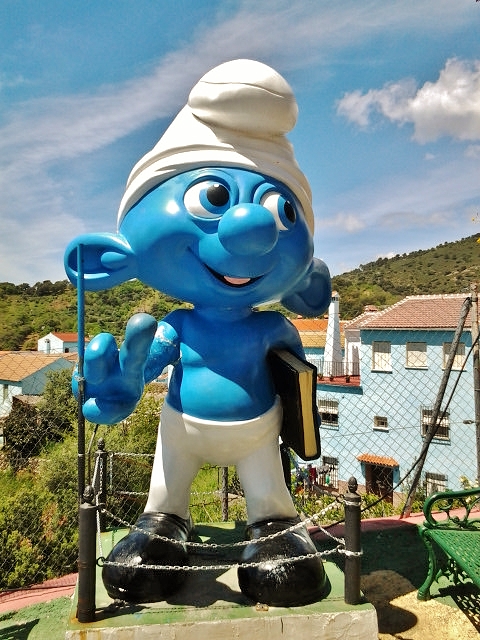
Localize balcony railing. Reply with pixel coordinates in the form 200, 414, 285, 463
307, 358, 360, 379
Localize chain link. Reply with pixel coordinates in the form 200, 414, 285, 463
111, 452, 155, 459
96, 498, 350, 573
98, 545, 346, 572
101, 499, 344, 552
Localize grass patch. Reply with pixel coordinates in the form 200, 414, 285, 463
0, 597, 72, 640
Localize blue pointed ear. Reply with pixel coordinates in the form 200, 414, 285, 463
64, 232, 138, 291
281, 258, 332, 317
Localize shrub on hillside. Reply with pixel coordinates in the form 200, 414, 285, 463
0, 477, 78, 589
3, 369, 77, 469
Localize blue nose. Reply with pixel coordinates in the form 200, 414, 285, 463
217, 204, 278, 256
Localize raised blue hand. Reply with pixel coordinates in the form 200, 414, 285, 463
74, 313, 158, 424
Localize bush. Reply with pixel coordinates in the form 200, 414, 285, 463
0, 475, 78, 589
3, 369, 77, 469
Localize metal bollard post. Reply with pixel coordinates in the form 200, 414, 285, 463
344, 476, 362, 605
77, 485, 97, 623
93, 438, 108, 532
221, 466, 229, 521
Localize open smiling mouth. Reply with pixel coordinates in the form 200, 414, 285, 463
206, 265, 262, 288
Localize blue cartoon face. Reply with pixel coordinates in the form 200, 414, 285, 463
119, 167, 314, 309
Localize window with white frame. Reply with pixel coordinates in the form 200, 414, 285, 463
406, 342, 427, 368
318, 398, 339, 427
372, 341, 391, 371
421, 407, 450, 440
373, 415, 388, 431
425, 472, 447, 494
442, 342, 466, 370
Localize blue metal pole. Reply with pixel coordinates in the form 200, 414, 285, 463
75, 244, 97, 622
77, 244, 86, 502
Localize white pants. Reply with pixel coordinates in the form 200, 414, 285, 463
144, 398, 297, 524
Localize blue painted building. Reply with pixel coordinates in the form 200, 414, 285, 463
308, 294, 477, 504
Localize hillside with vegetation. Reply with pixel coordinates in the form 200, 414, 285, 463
0, 279, 188, 350
332, 233, 480, 318
0, 233, 479, 349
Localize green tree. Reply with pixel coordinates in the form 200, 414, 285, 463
3, 399, 41, 468
3, 369, 77, 468
37, 368, 78, 443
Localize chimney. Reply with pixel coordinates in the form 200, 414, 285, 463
324, 291, 342, 377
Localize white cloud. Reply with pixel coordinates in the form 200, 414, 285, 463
376, 251, 396, 261
0, 212, 86, 284
322, 212, 366, 233
337, 79, 418, 128
0, 0, 477, 283
0, 72, 28, 93
337, 58, 480, 143
377, 209, 453, 231
315, 148, 480, 272
465, 144, 480, 159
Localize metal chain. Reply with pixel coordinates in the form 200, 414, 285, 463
101, 499, 344, 552
91, 453, 100, 492
98, 544, 346, 572
110, 490, 220, 499
95, 453, 106, 560
114, 490, 148, 497
111, 452, 155, 459
94, 463, 352, 573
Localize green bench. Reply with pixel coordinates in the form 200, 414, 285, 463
417, 486, 480, 601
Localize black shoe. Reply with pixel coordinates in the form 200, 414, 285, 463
237, 517, 327, 607
102, 512, 192, 603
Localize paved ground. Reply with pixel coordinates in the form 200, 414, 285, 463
0, 574, 77, 615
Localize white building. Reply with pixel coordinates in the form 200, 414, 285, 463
37, 332, 85, 354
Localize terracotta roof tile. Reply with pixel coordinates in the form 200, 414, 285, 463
290, 317, 348, 348
349, 294, 472, 330
0, 352, 76, 382
357, 453, 399, 467
290, 318, 329, 332
345, 310, 383, 330
50, 332, 89, 342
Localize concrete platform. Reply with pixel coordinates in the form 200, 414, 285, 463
65, 522, 378, 639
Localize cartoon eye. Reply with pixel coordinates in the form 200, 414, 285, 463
184, 181, 231, 219
260, 192, 297, 230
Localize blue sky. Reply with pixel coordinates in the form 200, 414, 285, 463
1, 0, 479, 284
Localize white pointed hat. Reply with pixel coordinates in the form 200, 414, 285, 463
117, 59, 314, 232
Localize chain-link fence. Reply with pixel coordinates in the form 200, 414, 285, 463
0, 291, 478, 592
301, 292, 480, 519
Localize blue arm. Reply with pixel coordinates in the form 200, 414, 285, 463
74, 313, 158, 424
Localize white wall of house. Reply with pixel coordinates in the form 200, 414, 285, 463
0, 382, 22, 418
344, 326, 361, 376
37, 333, 77, 354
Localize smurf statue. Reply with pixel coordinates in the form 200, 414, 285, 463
65, 59, 332, 607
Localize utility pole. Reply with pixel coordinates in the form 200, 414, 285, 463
401, 296, 472, 517
471, 283, 480, 485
